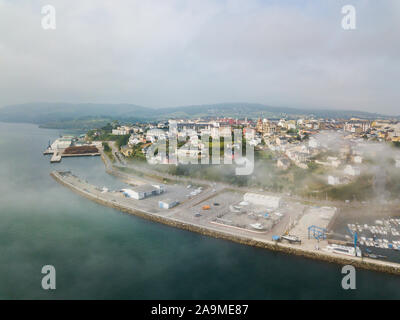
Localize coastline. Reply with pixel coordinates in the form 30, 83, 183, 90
50, 170, 400, 276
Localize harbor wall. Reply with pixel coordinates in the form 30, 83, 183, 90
50, 171, 400, 276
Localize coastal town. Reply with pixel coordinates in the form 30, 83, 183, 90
44, 115, 400, 275
3, 0, 400, 302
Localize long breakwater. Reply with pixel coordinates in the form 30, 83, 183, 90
50, 170, 400, 276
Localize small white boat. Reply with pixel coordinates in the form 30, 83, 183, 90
249, 223, 265, 230
281, 235, 301, 243
324, 244, 362, 257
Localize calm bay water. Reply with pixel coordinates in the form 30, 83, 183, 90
0, 122, 399, 299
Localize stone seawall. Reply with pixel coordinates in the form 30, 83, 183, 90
51, 171, 400, 276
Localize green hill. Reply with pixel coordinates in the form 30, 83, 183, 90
0, 102, 396, 129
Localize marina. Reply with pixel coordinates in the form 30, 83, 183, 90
343, 219, 400, 261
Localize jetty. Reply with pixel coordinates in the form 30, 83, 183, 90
50, 151, 62, 163
45, 144, 100, 163
51, 169, 400, 276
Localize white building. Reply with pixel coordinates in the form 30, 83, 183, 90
243, 193, 281, 209
248, 138, 261, 146
327, 156, 341, 168
344, 165, 361, 176
211, 127, 220, 139
278, 119, 287, 128
128, 134, 142, 146
219, 126, 232, 138
112, 126, 130, 135
353, 155, 363, 164
328, 176, 340, 185
245, 128, 255, 140
159, 199, 179, 209
122, 184, 164, 200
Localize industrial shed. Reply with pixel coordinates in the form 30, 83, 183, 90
243, 193, 281, 209
122, 184, 165, 200
159, 199, 179, 209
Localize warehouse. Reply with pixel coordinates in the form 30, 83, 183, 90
159, 199, 179, 209
243, 193, 281, 209
122, 184, 164, 200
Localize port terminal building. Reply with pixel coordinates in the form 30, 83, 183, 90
122, 184, 165, 200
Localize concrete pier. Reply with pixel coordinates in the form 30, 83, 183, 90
51, 170, 400, 276
46, 149, 100, 163
50, 152, 62, 163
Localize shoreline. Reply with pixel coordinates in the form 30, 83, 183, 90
50, 170, 400, 276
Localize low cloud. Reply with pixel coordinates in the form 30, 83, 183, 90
0, 0, 399, 114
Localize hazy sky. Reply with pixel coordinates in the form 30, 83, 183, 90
0, 0, 399, 114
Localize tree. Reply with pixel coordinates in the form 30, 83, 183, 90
102, 142, 111, 152
116, 135, 130, 149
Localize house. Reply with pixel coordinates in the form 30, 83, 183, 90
128, 134, 141, 146
177, 148, 200, 160
327, 156, 341, 168
210, 127, 220, 139
278, 119, 287, 128
344, 165, 361, 176
219, 126, 232, 138
159, 199, 179, 209
244, 128, 255, 140
112, 126, 131, 135
120, 145, 133, 157
328, 176, 340, 185
352, 155, 363, 164
248, 138, 261, 146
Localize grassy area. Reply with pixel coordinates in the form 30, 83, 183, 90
300, 174, 375, 201
326, 175, 374, 201
102, 142, 115, 163
385, 169, 400, 199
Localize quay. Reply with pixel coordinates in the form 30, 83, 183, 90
51, 170, 400, 276
50, 151, 62, 163
45, 144, 100, 163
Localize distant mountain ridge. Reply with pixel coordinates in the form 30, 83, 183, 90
0, 102, 396, 129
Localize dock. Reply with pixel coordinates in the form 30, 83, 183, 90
43, 148, 55, 155
45, 145, 100, 163
50, 152, 62, 163
50, 170, 400, 276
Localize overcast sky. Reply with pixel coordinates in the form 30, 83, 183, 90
0, 0, 399, 114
